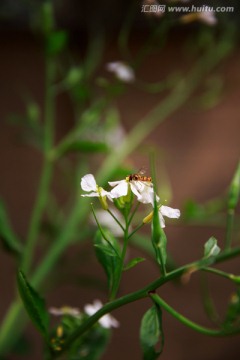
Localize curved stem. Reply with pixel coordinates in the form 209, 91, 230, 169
52, 247, 240, 357
128, 222, 145, 240
150, 293, 240, 336
110, 211, 130, 300
202, 266, 236, 281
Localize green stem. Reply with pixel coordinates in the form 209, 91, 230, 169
0, 301, 25, 354
128, 222, 145, 240
225, 209, 235, 250
107, 209, 125, 232
150, 293, 240, 336
127, 201, 140, 226
21, 58, 55, 274
202, 266, 236, 281
31, 198, 85, 287
110, 213, 130, 300
53, 248, 240, 357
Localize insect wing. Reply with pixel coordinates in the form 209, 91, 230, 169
138, 167, 146, 176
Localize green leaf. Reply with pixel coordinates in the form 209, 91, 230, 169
140, 305, 164, 360
94, 244, 118, 257
17, 270, 49, 338
94, 230, 121, 295
0, 200, 22, 255
62, 140, 109, 154
204, 237, 220, 258
46, 30, 68, 55
124, 257, 145, 271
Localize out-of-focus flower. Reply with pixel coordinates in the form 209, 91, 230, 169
106, 61, 135, 83
109, 177, 155, 204
81, 174, 113, 209
180, 10, 217, 26
84, 300, 119, 329
198, 11, 217, 25
143, 205, 180, 227
105, 124, 126, 149
91, 208, 124, 237
49, 306, 81, 317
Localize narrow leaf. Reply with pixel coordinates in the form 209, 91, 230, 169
140, 305, 164, 360
204, 237, 220, 258
124, 257, 145, 271
94, 244, 117, 257
17, 270, 49, 338
0, 200, 22, 255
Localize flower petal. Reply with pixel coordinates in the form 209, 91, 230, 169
131, 181, 156, 204
108, 180, 122, 187
159, 213, 165, 228
160, 205, 180, 219
110, 181, 128, 198
81, 174, 97, 192
81, 192, 99, 197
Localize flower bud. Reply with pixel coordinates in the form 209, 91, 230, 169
228, 162, 240, 210
98, 194, 109, 210
143, 211, 153, 224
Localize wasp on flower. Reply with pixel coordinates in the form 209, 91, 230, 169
80, 172, 180, 228
109, 169, 156, 205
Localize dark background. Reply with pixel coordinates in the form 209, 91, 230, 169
0, 1, 240, 359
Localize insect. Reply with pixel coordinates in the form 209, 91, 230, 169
127, 168, 152, 183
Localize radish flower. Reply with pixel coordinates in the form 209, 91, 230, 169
106, 61, 135, 83
109, 178, 155, 204
143, 205, 180, 227
81, 174, 113, 209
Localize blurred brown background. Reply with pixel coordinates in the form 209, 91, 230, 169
0, 0, 240, 359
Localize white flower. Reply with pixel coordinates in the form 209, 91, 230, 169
106, 61, 135, 83
49, 306, 81, 317
180, 10, 217, 26
198, 11, 217, 26
81, 174, 114, 210
84, 300, 119, 329
158, 205, 180, 228
81, 174, 111, 199
109, 178, 155, 204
